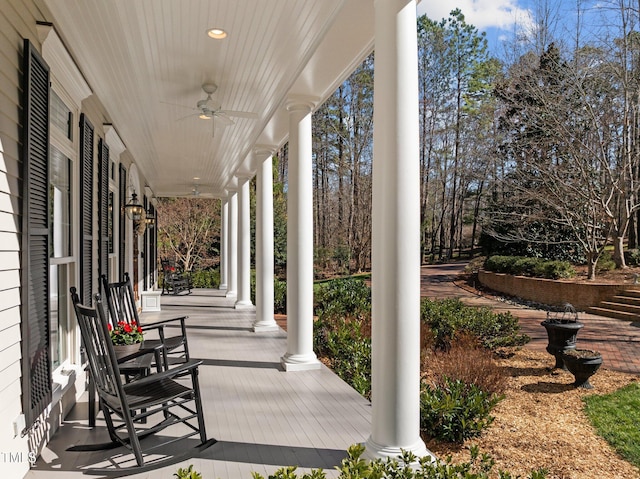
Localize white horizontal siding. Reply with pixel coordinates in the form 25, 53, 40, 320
0, 0, 47, 477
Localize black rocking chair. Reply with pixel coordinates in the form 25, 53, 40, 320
101, 272, 190, 370
71, 294, 209, 467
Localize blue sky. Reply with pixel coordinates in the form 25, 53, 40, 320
417, 0, 536, 54
416, 1, 627, 57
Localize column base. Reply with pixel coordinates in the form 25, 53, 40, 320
363, 436, 435, 463
225, 290, 237, 298
219, 283, 227, 290
280, 352, 321, 371
253, 320, 279, 332
234, 300, 255, 310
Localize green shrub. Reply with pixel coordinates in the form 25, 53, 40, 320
189, 268, 219, 288
274, 277, 287, 313
597, 250, 616, 272
484, 255, 575, 279
420, 376, 503, 444
624, 248, 640, 266
251, 443, 548, 479
421, 298, 529, 351
174, 465, 202, 479
314, 316, 371, 399
314, 278, 371, 322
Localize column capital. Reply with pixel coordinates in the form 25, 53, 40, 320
253, 144, 277, 158
285, 95, 320, 113
235, 173, 253, 184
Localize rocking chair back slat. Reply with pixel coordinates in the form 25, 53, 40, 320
70, 289, 131, 407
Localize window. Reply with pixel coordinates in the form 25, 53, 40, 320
49, 265, 69, 369
50, 146, 72, 258
51, 90, 73, 140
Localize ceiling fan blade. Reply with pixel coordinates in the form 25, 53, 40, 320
176, 112, 200, 121
214, 113, 235, 126
220, 109, 258, 119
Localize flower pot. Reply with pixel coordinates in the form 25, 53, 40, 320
541, 320, 584, 369
561, 349, 603, 389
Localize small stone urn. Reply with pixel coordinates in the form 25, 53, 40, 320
541, 303, 584, 370
561, 349, 603, 389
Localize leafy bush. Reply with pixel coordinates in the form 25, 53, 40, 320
174, 465, 202, 479
189, 267, 219, 288
484, 255, 575, 279
274, 277, 287, 313
314, 316, 371, 399
421, 298, 529, 351
251, 443, 548, 479
624, 248, 640, 266
596, 250, 616, 272
420, 376, 503, 444
314, 278, 371, 322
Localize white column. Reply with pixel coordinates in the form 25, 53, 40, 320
253, 149, 278, 331
235, 176, 254, 309
219, 198, 228, 290
281, 98, 320, 371
364, 0, 434, 461
225, 190, 238, 298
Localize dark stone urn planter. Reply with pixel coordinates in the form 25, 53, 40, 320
561, 349, 603, 389
541, 304, 583, 370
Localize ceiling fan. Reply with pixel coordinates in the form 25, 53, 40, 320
171, 83, 258, 136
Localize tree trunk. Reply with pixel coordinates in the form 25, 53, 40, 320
613, 236, 627, 269
587, 252, 598, 281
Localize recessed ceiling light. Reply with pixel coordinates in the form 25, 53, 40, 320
207, 28, 227, 39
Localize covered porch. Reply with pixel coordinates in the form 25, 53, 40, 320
27, 289, 371, 478
0, 0, 431, 476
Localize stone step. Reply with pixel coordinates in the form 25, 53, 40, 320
586, 305, 640, 322
608, 294, 640, 306
615, 289, 640, 299
598, 300, 640, 314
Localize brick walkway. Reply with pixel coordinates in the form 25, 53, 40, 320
421, 262, 640, 375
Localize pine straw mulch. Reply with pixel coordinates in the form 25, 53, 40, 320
423, 347, 640, 479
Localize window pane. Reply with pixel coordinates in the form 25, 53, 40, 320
51, 90, 73, 140
50, 146, 72, 258
50, 265, 68, 369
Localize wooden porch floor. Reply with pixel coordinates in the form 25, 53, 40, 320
27, 289, 371, 478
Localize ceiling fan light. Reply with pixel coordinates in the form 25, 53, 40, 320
199, 111, 213, 120
207, 28, 227, 39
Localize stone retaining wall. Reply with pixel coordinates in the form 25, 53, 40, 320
478, 270, 640, 311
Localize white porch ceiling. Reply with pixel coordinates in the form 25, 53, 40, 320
40, 0, 375, 199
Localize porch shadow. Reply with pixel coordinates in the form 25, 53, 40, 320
195, 358, 283, 370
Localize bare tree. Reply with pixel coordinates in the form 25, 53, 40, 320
157, 197, 220, 272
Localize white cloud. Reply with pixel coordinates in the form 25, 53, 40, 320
417, 0, 534, 32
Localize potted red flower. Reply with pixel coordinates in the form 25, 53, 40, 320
108, 321, 144, 345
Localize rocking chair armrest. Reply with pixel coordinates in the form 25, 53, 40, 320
128, 359, 203, 387
140, 315, 188, 331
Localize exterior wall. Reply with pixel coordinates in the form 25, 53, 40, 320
0, 4, 151, 477
478, 270, 640, 311
0, 2, 46, 476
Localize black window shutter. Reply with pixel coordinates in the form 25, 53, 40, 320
20, 39, 52, 429
118, 164, 127, 279
98, 139, 109, 287
79, 114, 94, 305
